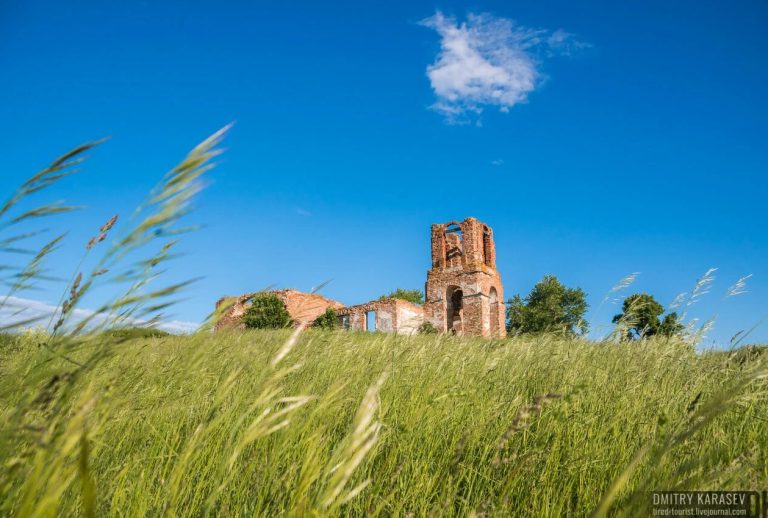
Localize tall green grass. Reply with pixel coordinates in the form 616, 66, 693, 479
1, 330, 765, 516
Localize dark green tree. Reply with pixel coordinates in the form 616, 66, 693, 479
242, 293, 292, 329
313, 307, 338, 330
659, 312, 685, 337
379, 288, 424, 305
506, 275, 589, 335
612, 293, 684, 339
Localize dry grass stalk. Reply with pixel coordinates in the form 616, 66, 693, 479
321, 372, 388, 510
725, 274, 752, 298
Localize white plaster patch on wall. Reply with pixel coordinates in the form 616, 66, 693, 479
398, 307, 424, 335
378, 311, 394, 332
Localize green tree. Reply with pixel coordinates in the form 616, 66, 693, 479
612, 293, 684, 340
659, 312, 685, 337
379, 288, 424, 305
242, 293, 292, 329
313, 307, 338, 330
506, 275, 589, 335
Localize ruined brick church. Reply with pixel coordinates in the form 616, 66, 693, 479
215, 217, 505, 337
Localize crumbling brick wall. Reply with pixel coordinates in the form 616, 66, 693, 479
214, 289, 343, 331
337, 299, 424, 335
424, 217, 506, 337
274, 289, 345, 324
214, 217, 505, 338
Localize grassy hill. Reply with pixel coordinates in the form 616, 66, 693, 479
1, 330, 766, 516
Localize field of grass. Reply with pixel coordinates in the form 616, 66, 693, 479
0, 329, 766, 516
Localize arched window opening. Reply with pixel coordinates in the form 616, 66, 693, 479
445, 223, 463, 266
446, 285, 463, 334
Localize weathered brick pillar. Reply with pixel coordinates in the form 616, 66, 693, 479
423, 217, 506, 337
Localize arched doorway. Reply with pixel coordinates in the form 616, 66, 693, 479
446, 285, 463, 334
489, 287, 499, 336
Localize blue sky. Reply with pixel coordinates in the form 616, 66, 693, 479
1, 1, 766, 346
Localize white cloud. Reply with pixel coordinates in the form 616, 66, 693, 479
491, 159, 504, 166
420, 11, 585, 123
154, 319, 200, 334
0, 296, 199, 334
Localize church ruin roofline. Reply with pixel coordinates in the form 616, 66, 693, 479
214, 216, 505, 337
336, 297, 424, 314
213, 288, 344, 331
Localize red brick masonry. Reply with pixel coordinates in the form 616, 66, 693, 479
424, 217, 506, 337
214, 217, 505, 337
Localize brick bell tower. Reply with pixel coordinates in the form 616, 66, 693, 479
423, 217, 506, 337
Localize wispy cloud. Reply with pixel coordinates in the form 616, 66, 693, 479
491, 159, 504, 166
546, 29, 589, 56
294, 206, 312, 217
420, 11, 586, 123
0, 296, 199, 334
